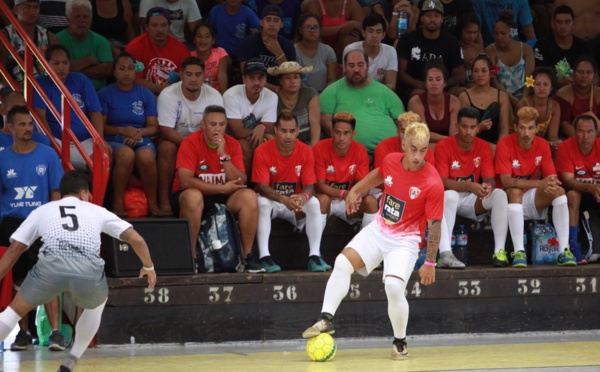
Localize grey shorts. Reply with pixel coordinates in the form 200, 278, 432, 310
20, 266, 108, 309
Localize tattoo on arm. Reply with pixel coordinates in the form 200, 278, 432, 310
426, 220, 441, 262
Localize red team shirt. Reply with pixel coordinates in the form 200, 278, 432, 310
556, 137, 600, 184
376, 153, 444, 240
374, 136, 434, 169
172, 130, 244, 192
494, 134, 556, 188
252, 139, 317, 196
313, 139, 370, 191
434, 135, 495, 182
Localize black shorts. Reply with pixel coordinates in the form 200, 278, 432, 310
169, 190, 229, 219
0, 217, 43, 282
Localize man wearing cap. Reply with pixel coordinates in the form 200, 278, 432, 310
139, 0, 202, 43
223, 58, 278, 177
125, 6, 189, 95
56, 0, 113, 90
237, 4, 296, 90
0, 0, 59, 87
396, 0, 465, 103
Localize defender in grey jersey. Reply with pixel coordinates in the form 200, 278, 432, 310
0, 170, 157, 372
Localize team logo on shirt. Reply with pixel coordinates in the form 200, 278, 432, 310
6, 169, 17, 178
535, 156, 542, 166
132, 101, 144, 115
382, 194, 405, 224
36, 164, 47, 176
473, 157, 481, 168
270, 166, 277, 174
72, 93, 85, 109
273, 182, 296, 196
409, 186, 421, 200
512, 159, 521, 169
326, 165, 335, 174
295, 165, 302, 177
198, 164, 209, 171
384, 175, 393, 187
0, 146, 5, 151
451, 160, 460, 170
349, 164, 356, 175
411, 47, 422, 61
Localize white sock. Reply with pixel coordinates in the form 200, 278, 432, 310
361, 212, 376, 229
304, 198, 324, 257
0, 306, 21, 341
70, 300, 107, 358
443, 190, 459, 242
552, 195, 569, 248
321, 254, 354, 315
439, 215, 453, 253
321, 213, 327, 233
508, 204, 525, 252
384, 276, 409, 339
257, 197, 274, 258
483, 189, 508, 252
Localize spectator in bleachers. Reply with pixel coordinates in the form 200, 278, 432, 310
554, 56, 600, 138
407, 61, 461, 145
223, 59, 277, 178
495, 106, 574, 268
434, 106, 511, 268
302, 0, 363, 61
485, 10, 535, 108
0, 90, 51, 150
33, 44, 105, 170
0, 105, 65, 352
471, 0, 535, 46
253, 109, 328, 273
458, 54, 510, 149
517, 67, 561, 149
0, 0, 59, 87
553, 0, 600, 43
238, 4, 296, 90
533, 5, 591, 88
138, 0, 201, 43
416, 0, 474, 37
170, 104, 265, 273
57, 0, 114, 90
294, 12, 337, 94
556, 114, 599, 265
156, 56, 223, 216
254, 0, 301, 41
343, 13, 397, 91
98, 51, 159, 217
320, 50, 404, 154
125, 7, 189, 95
90, 0, 136, 53
386, 0, 418, 44
313, 111, 377, 232
268, 61, 320, 146
452, 12, 483, 95
38, 0, 69, 33
208, 0, 260, 60
396, 0, 465, 103
190, 21, 231, 94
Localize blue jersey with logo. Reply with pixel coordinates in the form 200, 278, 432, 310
0, 131, 52, 151
0, 144, 63, 220
97, 83, 157, 129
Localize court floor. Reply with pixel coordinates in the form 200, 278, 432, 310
1, 330, 599, 371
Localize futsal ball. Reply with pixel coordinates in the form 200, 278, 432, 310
306, 333, 337, 362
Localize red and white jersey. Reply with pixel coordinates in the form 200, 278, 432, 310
494, 134, 555, 188
373, 136, 434, 169
172, 130, 244, 192
375, 153, 444, 240
252, 139, 316, 196
556, 137, 600, 184
313, 139, 369, 191
435, 135, 494, 182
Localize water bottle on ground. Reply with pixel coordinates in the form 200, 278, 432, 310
453, 225, 469, 265
397, 11, 408, 39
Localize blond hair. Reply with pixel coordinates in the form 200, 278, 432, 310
332, 111, 356, 129
397, 111, 422, 128
516, 106, 539, 125
403, 122, 430, 145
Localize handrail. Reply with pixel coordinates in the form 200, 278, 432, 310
0, 2, 110, 206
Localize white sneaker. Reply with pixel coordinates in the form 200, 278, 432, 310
439, 251, 466, 269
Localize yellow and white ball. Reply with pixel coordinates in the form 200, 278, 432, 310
306, 333, 337, 362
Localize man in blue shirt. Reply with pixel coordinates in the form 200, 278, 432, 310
0, 89, 51, 151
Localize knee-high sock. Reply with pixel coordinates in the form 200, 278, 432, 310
70, 299, 107, 359
0, 306, 21, 341
552, 195, 569, 248
483, 189, 508, 253
361, 212, 376, 229
257, 197, 274, 258
384, 276, 409, 339
440, 191, 459, 253
508, 204, 525, 252
321, 214, 327, 233
304, 197, 324, 257
321, 255, 354, 316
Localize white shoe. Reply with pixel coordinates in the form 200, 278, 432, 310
439, 251, 466, 269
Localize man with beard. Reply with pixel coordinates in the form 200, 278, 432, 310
396, 0, 465, 102
320, 49, 404, 155
156, 56, 223, 216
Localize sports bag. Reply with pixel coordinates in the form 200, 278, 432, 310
197, 204, 245, 273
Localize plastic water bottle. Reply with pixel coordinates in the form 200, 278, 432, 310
396, 11, 408, 39
453, 225, 469, 265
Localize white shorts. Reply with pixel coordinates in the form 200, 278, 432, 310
258, 196, 320, 230
455, 192, 488, 222
55, 137, 94, 171
523, 188, 547, 220
330, 199, 360, 225
345, 222, 419, 283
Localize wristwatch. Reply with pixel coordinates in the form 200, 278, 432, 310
219, 154, 231, 163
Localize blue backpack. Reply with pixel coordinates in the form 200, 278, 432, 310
197, 204, 245, 273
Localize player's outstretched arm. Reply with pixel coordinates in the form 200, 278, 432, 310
119, 228, 156, 289
346, 169, 383, 215
0, 241, 28, 281
419, 219, 441, 286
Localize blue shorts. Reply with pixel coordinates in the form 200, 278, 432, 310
106, 135, 156, 154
